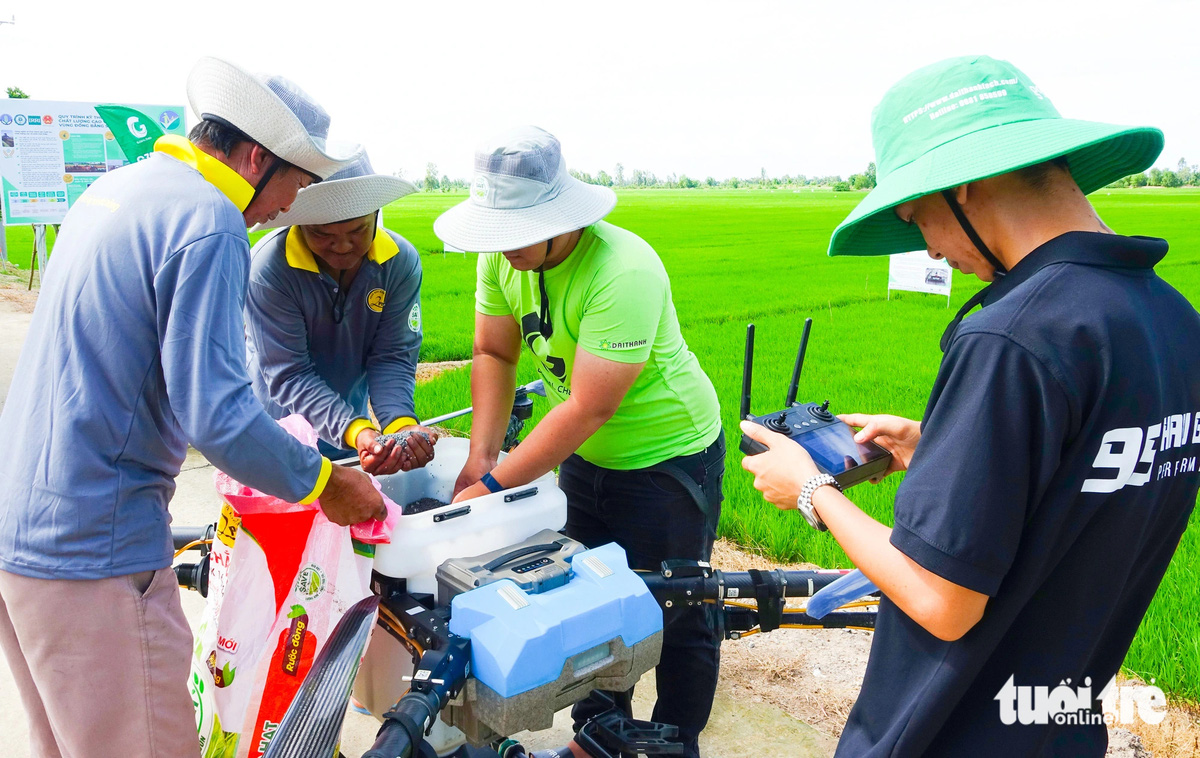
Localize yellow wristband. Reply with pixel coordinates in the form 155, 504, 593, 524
382, 416, 419, 435
344, 418, 378, 448
298, 457, 333, 505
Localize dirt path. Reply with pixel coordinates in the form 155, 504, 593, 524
0, 265, 38, 312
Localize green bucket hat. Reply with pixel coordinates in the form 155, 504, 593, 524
828, 55, 1164, 257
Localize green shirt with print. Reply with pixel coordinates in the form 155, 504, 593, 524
475, 221, 721, 470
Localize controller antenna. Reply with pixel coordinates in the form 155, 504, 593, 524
740, 323, 755, 419
786, 318, 813, 407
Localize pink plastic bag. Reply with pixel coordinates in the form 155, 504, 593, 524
212, 414, 399, 544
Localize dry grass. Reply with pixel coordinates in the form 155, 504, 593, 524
416, 359, 470, 383
1118, 676, 1200, 757
0, 266, 39, 311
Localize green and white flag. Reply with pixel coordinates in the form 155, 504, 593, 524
95, 104, 164, 162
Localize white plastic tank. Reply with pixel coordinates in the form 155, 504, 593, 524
355, 437, 567, 754
370, 437, 566, 593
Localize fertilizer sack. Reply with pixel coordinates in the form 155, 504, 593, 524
189, 415, 398, 758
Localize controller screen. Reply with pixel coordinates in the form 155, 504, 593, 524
799, 422, 890, 475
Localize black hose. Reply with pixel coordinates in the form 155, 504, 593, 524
362, 689, 440, 758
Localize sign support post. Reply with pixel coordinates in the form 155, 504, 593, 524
27, 223, 46, 289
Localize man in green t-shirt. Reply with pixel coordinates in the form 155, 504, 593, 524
435, 126, 723, 757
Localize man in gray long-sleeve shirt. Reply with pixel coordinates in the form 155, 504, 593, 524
0, 57, 383, 758
247, 151, 439, 474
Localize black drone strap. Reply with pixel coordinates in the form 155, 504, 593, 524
940, 190, 1007, 278
537, 240, 554, 338
939, 283, 993, 353
748, 569, 784, 633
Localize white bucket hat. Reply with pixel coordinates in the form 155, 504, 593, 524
252, 151, 417, 231
433, 126, 616, 252
186, 57, 359, 180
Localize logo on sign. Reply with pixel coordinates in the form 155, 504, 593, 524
0, 114, 11, 125
159, 110, 180, 130
14, 115, 26, 126
127, 116, 148, 139
42, 115, 53, 125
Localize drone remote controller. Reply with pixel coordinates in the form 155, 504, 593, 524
740, 319, 891, 488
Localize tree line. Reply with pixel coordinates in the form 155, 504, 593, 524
409, 157, 1200, 193
1107, 159, 1200, 188
407, 162, 879, 192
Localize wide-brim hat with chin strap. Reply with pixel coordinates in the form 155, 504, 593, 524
828, 55, 1164, 257
186, 56, 360, 180
251, 151, 417, 232
433, 125, 616, 252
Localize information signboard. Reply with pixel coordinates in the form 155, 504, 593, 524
1, 99, 186, 226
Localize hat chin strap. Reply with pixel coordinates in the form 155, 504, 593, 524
940, 190, 1007, 278
536, 240, 554, 338
247, 157, 322, 216
249, 156, 285, 210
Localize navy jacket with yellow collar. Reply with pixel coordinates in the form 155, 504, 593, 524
246, 225, 422, 450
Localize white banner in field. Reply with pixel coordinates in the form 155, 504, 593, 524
888, 250, 952, 303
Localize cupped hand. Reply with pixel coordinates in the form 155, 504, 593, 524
356, 429, 401, 475
392, 425, 439, 470
358, 426, 441, 475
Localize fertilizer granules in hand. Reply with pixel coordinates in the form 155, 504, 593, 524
376, 429, 435, 448
403, 497, 449, 516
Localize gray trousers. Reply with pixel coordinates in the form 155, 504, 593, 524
0, 567, 200, 758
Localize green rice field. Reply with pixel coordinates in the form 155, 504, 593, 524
5, 187, 1199, 701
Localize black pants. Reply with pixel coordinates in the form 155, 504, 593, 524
562, 432, 725, 758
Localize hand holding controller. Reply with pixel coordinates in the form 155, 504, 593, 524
738, 320, 891, 489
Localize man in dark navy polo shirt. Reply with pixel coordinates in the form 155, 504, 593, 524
742, 55, 1200, 756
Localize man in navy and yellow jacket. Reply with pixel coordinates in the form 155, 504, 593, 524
247, 151, 439, 475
